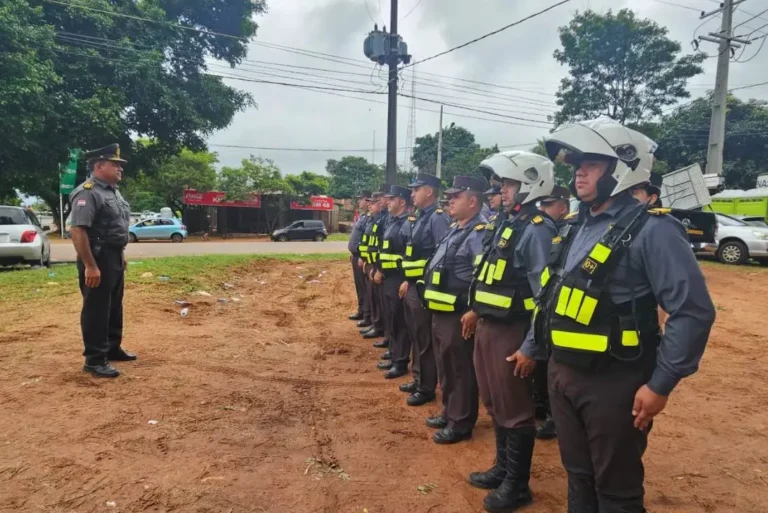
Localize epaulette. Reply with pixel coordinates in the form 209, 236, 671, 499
489, 213, 498, 222
408, 216, 417, 222
485, 222, 495, 231
564, 212, 578, 220
552, 235, 563, 244
648, 207, 670, 216
531, 215, 544, 225
450, 222, 457, 228
475, 223, 485, 231
83, 181, 94, 190
436, 208, 444, 214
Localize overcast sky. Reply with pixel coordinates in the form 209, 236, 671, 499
206, 0, 768, 177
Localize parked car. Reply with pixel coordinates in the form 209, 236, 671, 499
733, 215, 768, 228
708, 213, 768, 265
271, 220, 328, 242
129, 218, 187, 242
0, 206, 52, 267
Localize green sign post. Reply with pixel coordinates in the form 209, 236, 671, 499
59, 149, 80, 195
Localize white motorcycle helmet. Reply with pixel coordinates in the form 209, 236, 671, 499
544, 118, 657, 204
478, 151, 555, 205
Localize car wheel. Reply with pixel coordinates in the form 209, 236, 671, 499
277, 234, 289, 242
171, 233, 184, 243
717, 240, 748, 265
314, 234, 326, 242
129, 233, 138, 243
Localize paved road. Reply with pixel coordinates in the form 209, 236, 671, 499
51, 241, 348, 262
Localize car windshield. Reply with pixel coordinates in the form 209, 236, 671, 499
742, 217, 768, 228
0, 207, 28, 225
718, 215, 748, 227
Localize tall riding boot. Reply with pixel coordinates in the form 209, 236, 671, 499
483, 427, 535, 513
469, 422, 507, 489
566, 473, 599, 513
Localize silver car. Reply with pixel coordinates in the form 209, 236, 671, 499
0, 206, 52, 267
708, 213, 768, 265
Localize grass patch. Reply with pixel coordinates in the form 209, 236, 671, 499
0, 253, 347, 305
326, 233, 350, 242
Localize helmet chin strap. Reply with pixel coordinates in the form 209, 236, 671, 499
569, 159, 618, 207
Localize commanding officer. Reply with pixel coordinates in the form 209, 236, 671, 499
520, 119, 715, 512
398, 174, 451, 406
463, 152, 555, 513
69, 144, 134, 378
486, 184, 503, 213
533, 184, 572, 441
376, 185, 412, 379
422, 176, 488, 444
630, 171, 663, 207
349, 191, 373, 326
359, 187, 388, 342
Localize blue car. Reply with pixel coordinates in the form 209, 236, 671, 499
129, 218, 188, 243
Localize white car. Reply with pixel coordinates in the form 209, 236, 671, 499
707, 213, 768, 265
0, 206, 52, 267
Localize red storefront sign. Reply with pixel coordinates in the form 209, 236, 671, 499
290, 196, 335, 211
183, 190, 261, 208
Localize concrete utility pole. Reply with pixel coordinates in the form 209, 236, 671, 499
698, 0, 751, 177
385, 0, 399, 186
436, 105, 444, 179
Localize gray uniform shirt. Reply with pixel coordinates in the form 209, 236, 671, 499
505, 210, 557, 303
348, 213, 369, 254
427, 212, 488, 284
400, 203, 452, 253
521, 193, 716, 396
69, 177, 131, 247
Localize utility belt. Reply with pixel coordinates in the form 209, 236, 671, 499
90, 239, 125, 258
420, 265, 468, 313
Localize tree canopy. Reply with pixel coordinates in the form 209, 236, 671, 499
286, 171, 330, 196
218, 157, 293, 201
326, 156, 382, 198
552, 9, 704, 126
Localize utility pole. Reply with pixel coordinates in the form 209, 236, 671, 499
697, 0, 750, 177
436, 105, 444, 179
385, 0, 399, 186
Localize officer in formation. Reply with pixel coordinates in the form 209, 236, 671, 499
376, 186, 413, 379
630, 171, 663, 207
69, 144, 135, 378
519, 119, 716, 512
462, 152, 557, 512
398, 174, 451, 406
422, 176, 488, 444
486, 184, 502, 213
348, 190, 373, 326
357, 187, 388, 343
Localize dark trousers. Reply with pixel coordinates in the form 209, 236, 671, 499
549, 358, 649, 512
382, 276, 410, 367
77, 247, 125, 365
533, 359, 551, 419
474, 318, 535, 429
432, 312, 478, 433
351, 256, 370, 320
365, 266, 385, 332
404, 285, 437, 393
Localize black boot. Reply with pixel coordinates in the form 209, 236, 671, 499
482, 427, 535, 512
83, 360, 120, 378
536, 415, 557, 440
566, 473, 599, 513
469, 422, 507, 490
349, 312, 363, 321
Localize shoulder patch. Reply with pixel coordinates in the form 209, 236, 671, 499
436, 208, 443, 214
475, 223, 485, 231
83, 182, 94, 190
532, 215, 544, 225
648, 207, 671, 216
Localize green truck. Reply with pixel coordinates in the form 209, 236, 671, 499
710, 192, 768, 221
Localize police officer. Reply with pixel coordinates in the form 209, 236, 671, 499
359, 187, 388, 343
398, 174, 451, 405
520, 119, 716, 512
376, 185, 413, 379
533, 184, 572, 441
462, 152, 556, 512
422, 176, 488, 444
348, 191, 373, 327
69, 144, 134, 378
486, 184, 502, 213
630, 171, 663, 208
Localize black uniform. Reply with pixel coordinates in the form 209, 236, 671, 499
360, 208, 386, 336
349, 202, 372, 323
69, 144, 132, 370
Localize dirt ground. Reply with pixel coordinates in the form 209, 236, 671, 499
1, 260, 767, 513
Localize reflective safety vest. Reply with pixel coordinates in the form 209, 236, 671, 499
401, 208, 442, 281
379, 215, 408, 276
471, 211, 544, 322
536, 204, 662, 370
361, 214, 386, 265
357, 218, 372, 261
422, 222, 485, 313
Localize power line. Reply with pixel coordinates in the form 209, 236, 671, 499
207, 141, 541, 153
733, 7, 768, 30
362, 0, 379, 25
403, 0, 572, 68
651, 0, 702, 12
401, 0, 425, 22
398, 93, 552, 127
731, 79, 768, 91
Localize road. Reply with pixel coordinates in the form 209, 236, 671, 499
51, 240, 348, 262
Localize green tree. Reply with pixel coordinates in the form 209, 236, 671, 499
218, 157, 293, 200
326, 156, 382, 198
552, 9, 704, 126
1, 0, 265, 226
285, 171, 330, 196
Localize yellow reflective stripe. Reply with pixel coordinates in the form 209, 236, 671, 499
358, 245, 368, 251
551, 330, 608, 352
566, 288, 585, 319
424, 289, 457, 304
575, 296, 598, 326
474, 254, 483, 266
372, 225, 378, 233
493, 259, 506, 281
405, 245, 413, 257
479, 261, 489, 281
381, 262, 399, 269
379, 253, 402, 261
590, 243, 611, 264
556, 286, 571, 315
524, 298, 535, 311
432, 271, 441, 286
501, 227, 513, 239
428, 301, 455, 312
475, 290, 512, 308
383, 240, 390, 249
622, 330, 639, 347
541, 267, 551, 287
401, 259, 427, 268
485, 264, 496, 285
404, 269, 425, 277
